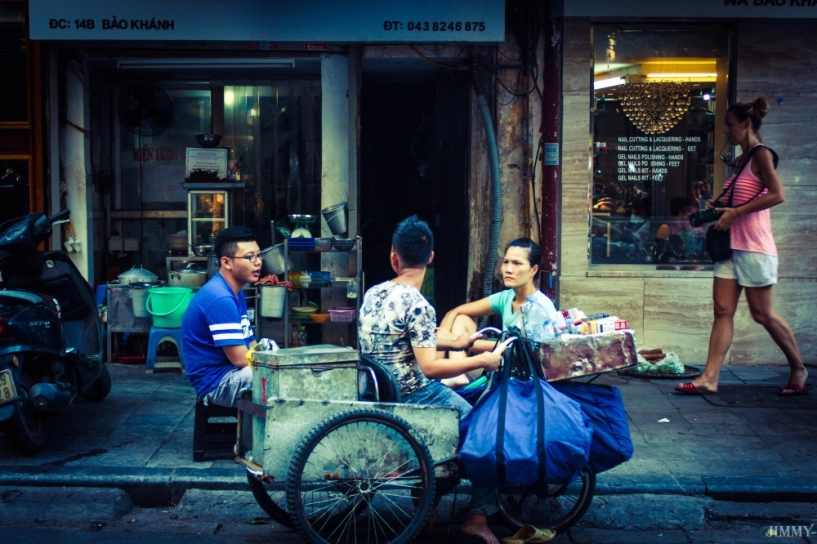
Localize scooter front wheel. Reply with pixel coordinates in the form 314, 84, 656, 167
5, 371, 49, 454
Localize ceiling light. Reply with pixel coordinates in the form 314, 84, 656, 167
645, 73, 717, 82
117, 58, 295, 70
594, 77, 625, 90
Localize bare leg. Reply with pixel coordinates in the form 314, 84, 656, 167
744, 285, 808, 389
436, 315, 477, 357
461, 513, 499, 544
441, 315, 478, 387
449, 315, 478, 358
679, 277, 741, 393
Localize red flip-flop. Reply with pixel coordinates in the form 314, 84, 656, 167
674, 382, 715, 395
779, 383, 813, 396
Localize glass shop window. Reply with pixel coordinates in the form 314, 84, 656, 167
223, 84, 322, 248
111, 83, 321, 277
591, 25, 731, 268
117, 87, 211, 212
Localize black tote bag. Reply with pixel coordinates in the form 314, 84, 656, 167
705, 145, 775, 262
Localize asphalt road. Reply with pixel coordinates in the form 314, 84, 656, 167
1, 487, 814, 543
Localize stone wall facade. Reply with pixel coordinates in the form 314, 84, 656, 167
559, 18, 817, 365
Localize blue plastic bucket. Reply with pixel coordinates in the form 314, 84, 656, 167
146, 287, 193, 328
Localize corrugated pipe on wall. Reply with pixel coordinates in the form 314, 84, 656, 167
471, 77, 502, 303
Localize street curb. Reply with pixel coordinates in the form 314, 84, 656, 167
597, 474, 817, 502
702, 476, 817, 502
0, 466, 247, 507
595, 474, 706, 496
2, 467, 816, 507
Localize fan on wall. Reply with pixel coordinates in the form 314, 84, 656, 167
117, 84, 174, 136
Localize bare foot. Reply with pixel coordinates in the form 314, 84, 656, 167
675, 379, 718, 394
783, 367, 809, 391
462, 514, 499, 544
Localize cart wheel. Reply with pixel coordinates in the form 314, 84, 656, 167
246, 471, 293, 528
497, 466, 596, 533
286, 409, 435, 544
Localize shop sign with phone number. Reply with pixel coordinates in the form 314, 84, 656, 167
28, 0, 504, 42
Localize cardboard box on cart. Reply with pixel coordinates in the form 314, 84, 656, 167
531, 330, 638, 382
250, 344, 359, 452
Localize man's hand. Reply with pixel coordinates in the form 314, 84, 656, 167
451, 331, 483, 351
478, 338, 512, 373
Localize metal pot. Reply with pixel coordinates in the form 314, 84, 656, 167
191, 244, 214, 257
169, 263, 208, 288
260, 243, 293, 276
117, 266, 158, 285
129, 281, 163, 289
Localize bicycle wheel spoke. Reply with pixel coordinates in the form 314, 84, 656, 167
288, 411, 435, 544
497, 468, 596, 533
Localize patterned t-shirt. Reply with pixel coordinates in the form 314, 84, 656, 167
358, 281, 437, 397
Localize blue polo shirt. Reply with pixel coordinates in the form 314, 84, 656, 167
181, 274, 255, 398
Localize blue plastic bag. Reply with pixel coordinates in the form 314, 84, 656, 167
458, 339, 592, 488
552, 382, 634, 474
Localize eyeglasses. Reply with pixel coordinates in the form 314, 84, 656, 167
228, 254, 262, 264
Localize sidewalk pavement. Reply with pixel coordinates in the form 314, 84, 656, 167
1, 362, 815, 509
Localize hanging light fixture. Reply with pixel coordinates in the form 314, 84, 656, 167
619, 81, 691, 134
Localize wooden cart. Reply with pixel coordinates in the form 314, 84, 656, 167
235, 344, 598, 543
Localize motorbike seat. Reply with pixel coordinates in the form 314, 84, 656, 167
0, 291, 47, 305
38, 252, 96, 321
0, 291, 61, 315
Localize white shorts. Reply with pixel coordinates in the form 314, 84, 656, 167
713, 250, 778, 287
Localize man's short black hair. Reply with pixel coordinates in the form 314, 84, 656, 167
214, 226, 256, 259
392, 215, 433, 267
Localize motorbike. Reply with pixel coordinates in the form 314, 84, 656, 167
0, 209, 110, 454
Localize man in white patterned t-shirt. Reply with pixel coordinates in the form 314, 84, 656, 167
358, 215, 508, 544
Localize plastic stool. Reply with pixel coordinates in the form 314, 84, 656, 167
145, 327, 185, 374
95, 284, 107, 306
193, 397, 237, 462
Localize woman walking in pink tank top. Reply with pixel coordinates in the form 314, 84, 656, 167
676, 98, 809, 397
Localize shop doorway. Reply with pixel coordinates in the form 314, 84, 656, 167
360, 69, 469, 318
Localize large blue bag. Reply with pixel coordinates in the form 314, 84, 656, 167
552, 382, 634, 474
458, 339, 592, 488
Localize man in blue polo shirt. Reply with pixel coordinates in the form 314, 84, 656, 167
182, 226, 262, 407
